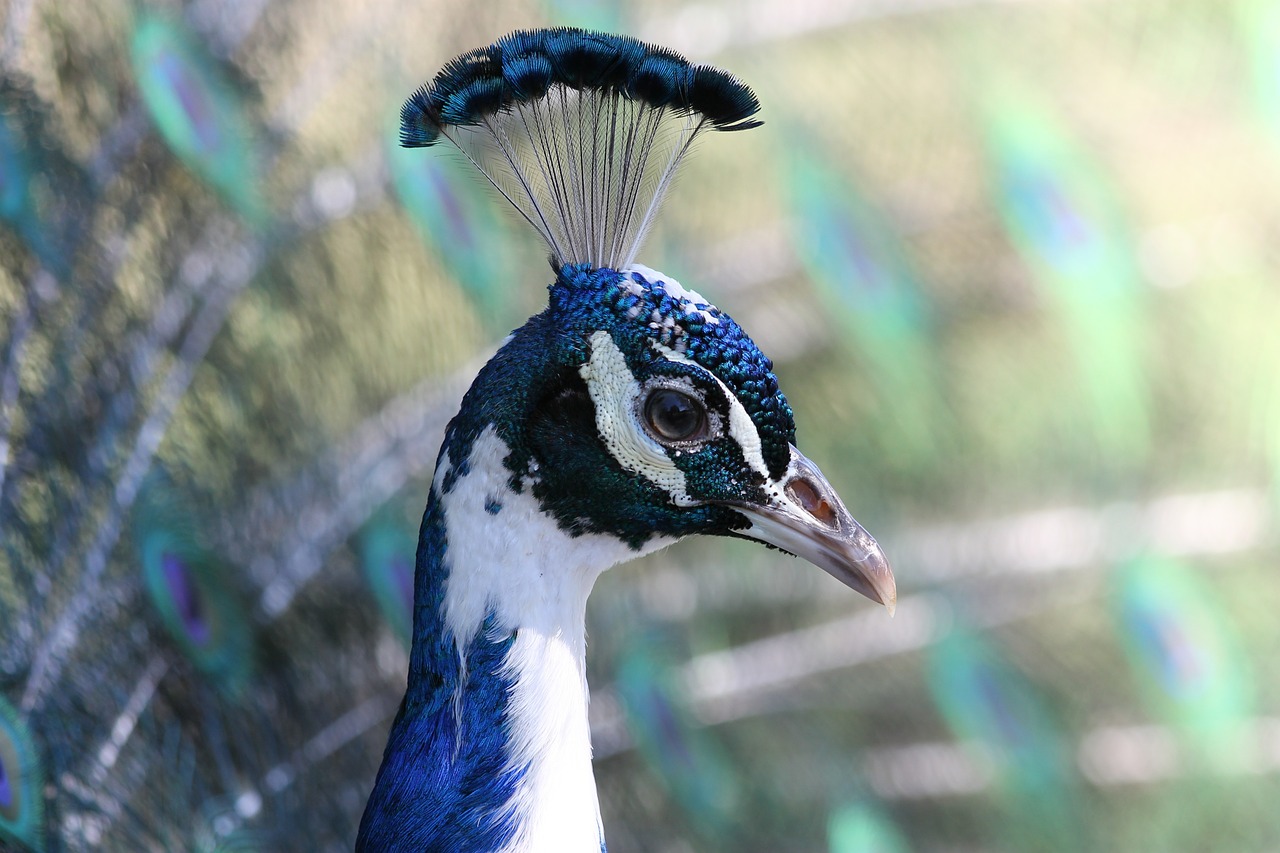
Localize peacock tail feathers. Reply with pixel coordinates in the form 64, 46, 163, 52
614, 634, 738, 840
400, 27, 761, 269
386, 138, 521, 331
130, 16, 268, 226
355, 513, 417, 650
0, 77, 88, 278
0, 696, 44, 852
132, 481, 255, 696
1111, 557, 1253, 741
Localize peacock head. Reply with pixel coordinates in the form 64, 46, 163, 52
508, 261, 897, 612
408, 28, 895, 611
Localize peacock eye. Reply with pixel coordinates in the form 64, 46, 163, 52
643, 388, 707, 443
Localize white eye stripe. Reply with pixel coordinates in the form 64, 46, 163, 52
580, 331, 772, 506
649, 341, 771, 479
579, 331, 697, 506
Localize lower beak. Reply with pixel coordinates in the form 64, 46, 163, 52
721, 446, 896, 615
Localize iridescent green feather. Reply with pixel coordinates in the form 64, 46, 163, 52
0, 696, 44, 852
356, 515, 417, 648
615, 635, 738, 840
827, 803, 909, 853
132, 485, 254, 695
0, 114, 30, 224
784, 145, 943, 463
978, 78, 1150, 468
130, 16, 267, 225
928, 628, 1082, 851
386, 133, 522, 333
1111, 557, 1252, 755
0, 82, 84, 274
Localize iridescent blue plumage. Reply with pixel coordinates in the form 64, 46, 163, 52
357, 495, 524, 851
552, 264, 794, 481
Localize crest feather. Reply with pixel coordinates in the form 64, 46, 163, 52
400, 28, 762, 269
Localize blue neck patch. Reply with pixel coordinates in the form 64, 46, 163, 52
356, 493, 523, 852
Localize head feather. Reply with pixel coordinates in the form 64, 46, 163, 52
400, 28, 762, 269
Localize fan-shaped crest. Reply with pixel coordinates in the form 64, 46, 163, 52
400, 28, 762, 269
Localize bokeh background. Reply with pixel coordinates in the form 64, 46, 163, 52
2, 0, 1280, 850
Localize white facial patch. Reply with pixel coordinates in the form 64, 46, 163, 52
579, 331, 697, 506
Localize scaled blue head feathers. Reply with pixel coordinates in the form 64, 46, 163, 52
552, 263, 795, 481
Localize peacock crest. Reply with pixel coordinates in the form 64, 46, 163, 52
399, 28, 761, 269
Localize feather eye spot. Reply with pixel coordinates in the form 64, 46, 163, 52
358, 520, 416, 648
159, 551, 212, 647
135, 508, 254, 695
0, 699, 43, 852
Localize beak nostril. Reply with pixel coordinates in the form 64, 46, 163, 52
786, 477, 837, 527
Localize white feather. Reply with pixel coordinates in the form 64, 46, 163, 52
443, 85, 708, 269
438, 426, 672, 852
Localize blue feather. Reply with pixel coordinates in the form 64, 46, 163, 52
400, 29, 763, 268
356, 496, 523, 851
399, 27, 761, 149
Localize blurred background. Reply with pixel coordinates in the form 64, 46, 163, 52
2, 0, 1279, 850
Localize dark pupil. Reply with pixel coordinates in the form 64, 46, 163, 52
646, 389, 702, 441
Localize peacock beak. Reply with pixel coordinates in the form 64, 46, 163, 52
724, 446, 897, 615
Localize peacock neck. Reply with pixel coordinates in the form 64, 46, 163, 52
361, 413, 646, 852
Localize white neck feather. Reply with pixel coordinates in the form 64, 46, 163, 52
438, 425, 670, 853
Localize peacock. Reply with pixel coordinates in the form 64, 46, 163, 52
7, 7, 1274, 851
0, 18, 898, 852
355, 29, 896, 852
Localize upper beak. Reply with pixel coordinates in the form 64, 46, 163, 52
721, 445, 896, 615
